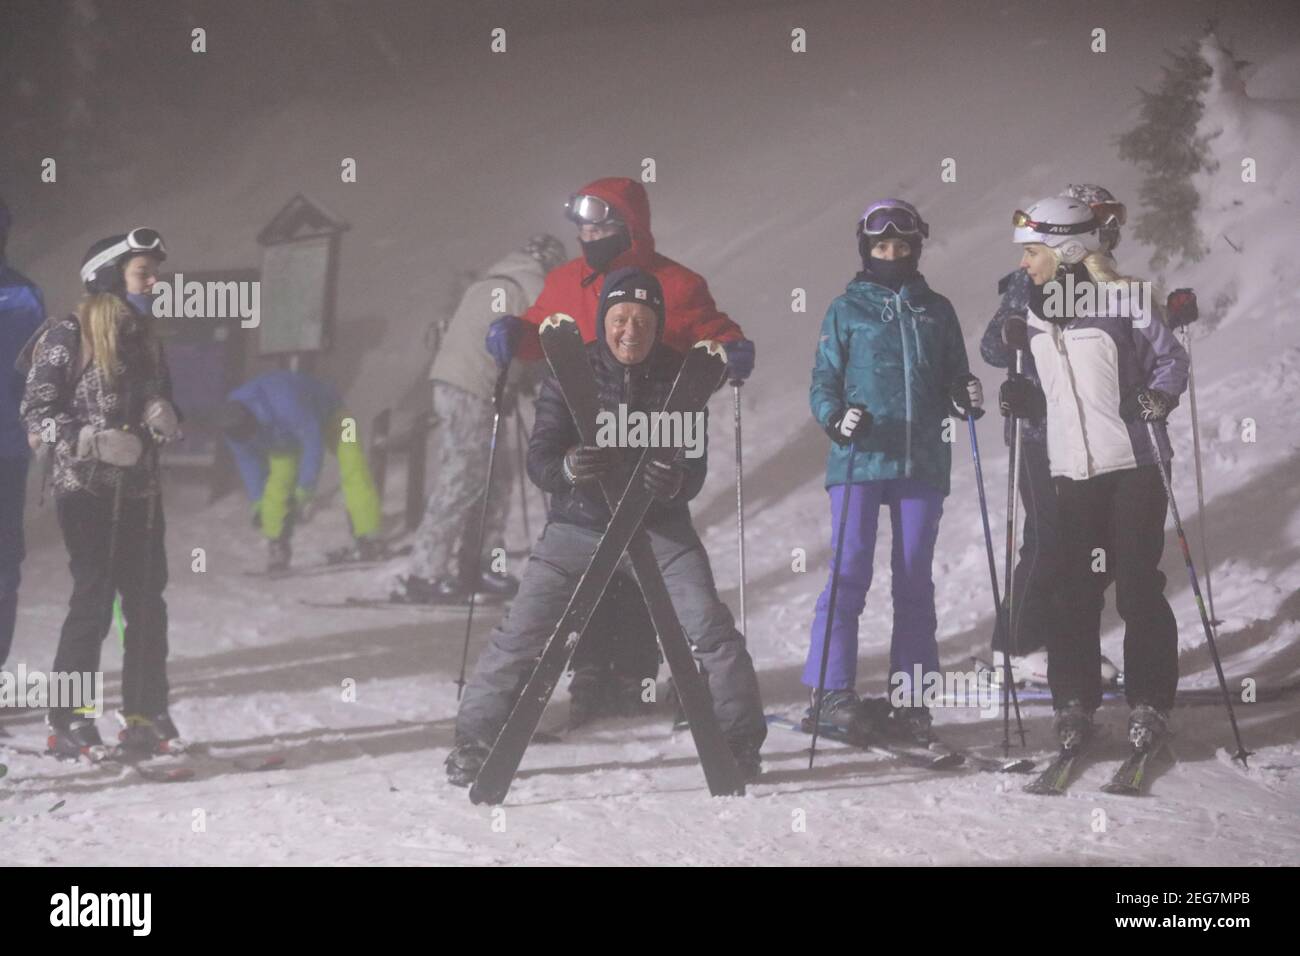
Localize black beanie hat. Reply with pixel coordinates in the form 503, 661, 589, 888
598, 267, 665, 328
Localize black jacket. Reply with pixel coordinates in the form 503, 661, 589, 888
527, 338, 709, 532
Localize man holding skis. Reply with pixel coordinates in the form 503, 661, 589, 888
449, 268, 766, 786
483, 178, 757, 720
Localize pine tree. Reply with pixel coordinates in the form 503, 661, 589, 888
1117, 35, 1219, 271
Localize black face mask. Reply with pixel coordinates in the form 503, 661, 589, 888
580, 231, 631, 273
860, 254, 918, 291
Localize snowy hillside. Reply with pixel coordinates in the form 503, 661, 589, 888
3, 6, 1298, 865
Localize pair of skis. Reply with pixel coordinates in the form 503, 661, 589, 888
768, 714, 1035, 774
468, 316, 746, 805
1023, 735, 1172, 796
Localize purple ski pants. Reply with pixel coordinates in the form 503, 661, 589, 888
803, 478, 944, 695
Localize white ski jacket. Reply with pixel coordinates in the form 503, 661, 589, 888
1026, 292, 1188, 481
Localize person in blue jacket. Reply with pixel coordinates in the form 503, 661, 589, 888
805, 200, 983, 743
0, 196, 46, 678
217, 370, 382, 573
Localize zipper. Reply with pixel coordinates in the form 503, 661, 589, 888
897, 293, 913, 476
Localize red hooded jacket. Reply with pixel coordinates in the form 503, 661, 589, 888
516, 177, 744, 360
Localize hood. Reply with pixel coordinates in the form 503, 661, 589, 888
595, 265, 665, 370
578, 177, 655, 271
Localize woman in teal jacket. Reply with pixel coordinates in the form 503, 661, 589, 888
805, 200, 983, 741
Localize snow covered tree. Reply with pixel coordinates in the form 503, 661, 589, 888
1117, 33, 1224, 271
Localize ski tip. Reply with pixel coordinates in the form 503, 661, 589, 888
541, 313, 575, 331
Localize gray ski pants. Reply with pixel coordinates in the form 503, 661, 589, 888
456, 516, 766, 748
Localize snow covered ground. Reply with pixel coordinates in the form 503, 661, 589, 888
3, 4, 1298, 865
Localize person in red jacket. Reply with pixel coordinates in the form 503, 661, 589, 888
485, 177, 756, 382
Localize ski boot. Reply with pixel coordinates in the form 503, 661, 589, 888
267, 535, 292, 574
120, 712, 187, 754
116, 712, 188, 757
46, 711, 111, 762
1052, 700, 1094, 752
445, 742, 489, 788
989, 649, 1049, 686
389, 575, 466, 605
801, 688, 864, 738
1127, 703, 1169, 752
885, 702, 935, 744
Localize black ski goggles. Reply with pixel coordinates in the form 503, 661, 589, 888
564, 194, 623, 227
859, 205, 929, 239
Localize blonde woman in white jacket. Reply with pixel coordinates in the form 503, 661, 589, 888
999, 197, 1188, 756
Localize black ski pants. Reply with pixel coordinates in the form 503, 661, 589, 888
52, 490, 169, 720
1050, 465, 1178, 713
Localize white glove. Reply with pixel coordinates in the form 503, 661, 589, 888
839, 406, 865, 438
143, 397, 182, 444
76, 425, 144, 467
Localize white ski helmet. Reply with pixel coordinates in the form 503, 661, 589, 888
1011, 197, 1102, 265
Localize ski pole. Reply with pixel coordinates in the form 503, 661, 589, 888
732, 382, 747, 637
1146, 422, 1251, 765
1005, 352, 1023, 656
967, 415, 1025, 750
809, 443, 856, 770
455, 365, 509, 699
1003, 351, 1027, 749
514, 405, 531, 545
1181, 327, 1219, 627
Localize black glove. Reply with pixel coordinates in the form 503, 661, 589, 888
826, 404, 872, 447
1001, 314, 1030, 351
562, 444, 618, 484
643, 457, 685, 501
999, 374, 1047, 420
949, 374, 985, 421
1120, 387, 1176, 424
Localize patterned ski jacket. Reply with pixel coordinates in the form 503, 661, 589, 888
20, 309, 173, 499
809, 273, 972, 496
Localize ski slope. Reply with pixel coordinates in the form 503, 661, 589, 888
3, 6, 1298, 865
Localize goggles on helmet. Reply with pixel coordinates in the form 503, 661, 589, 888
81, 227, 168, 285
858, 202, 929, 239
